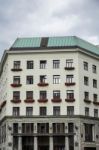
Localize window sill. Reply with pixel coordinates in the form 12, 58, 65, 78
65, 99, 75, 102
38, 99, 48, 103
51, 98, 62, 103
65, 82, 75, 86
11, 84, 22, 87
24, 99, 35, 103
84, 99, 91, 104
37, 83, 49, 87
11, 100, 21, 103
64, 67, 75, 70
93, 101, 99, 105
11, 68, 22, 71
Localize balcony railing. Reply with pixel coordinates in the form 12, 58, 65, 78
64, 67, 75, 70
11, 68, 22, 71
93, 101, 99, 105
65, 82, 75, 86
11, 83, 22, 87
24, 99, 35, 103
65, 98, 75, 102
37, 82, 49, 87
11, 99, 21, 103
0, 100, 6, 109
51, 98, 62, 103
84, 99, 91, 104
38, 99, 48, 103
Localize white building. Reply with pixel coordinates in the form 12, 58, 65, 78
0, 36, 99, 150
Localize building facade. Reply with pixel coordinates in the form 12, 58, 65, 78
0, 36, 99, 150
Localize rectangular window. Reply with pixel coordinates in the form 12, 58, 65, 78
93, 94, 97, 102
84, 124, 93, 142
14, 61, 20, 69
40, 91, 47, 99
40, 75, 47, 83
13, 76, 20, 84
40, 60, 47, 69
27, 61, 34, 69
84, 76, 89, 86
13, 91, 20, 100
66, 90, 74, 99
26, 107, 33, 116
53, 75, 60, 84
13, 107, 20, 116
92, 65, 96, 73
66, 75, 74, 83
94, 109, 98, 117
40, 107, 47, 116
53, 123, 65, 133
13, 123, 18, 134
84, 92, 89, 100
85, 107, 89, 116
26, 91, 33, 100
53, 90, 60, 99
66, 59, 73, 68
37, 123, 49, 134
26, 76, 33, 84
84, 61, 88, 70
53, 60, 60, 69
67, 106, 74, 116
53, 106, 60, 116
22, 123, 34, 134
93, 79, 97, 88
68, 123, 74, 133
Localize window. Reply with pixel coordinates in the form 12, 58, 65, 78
84, 124, 93, 142
26, 91, 33, 100
92, 65, 96, 73
94, 109, 98, 117
53, 60, 60, 69
13, 61, 20, 69
53, 106, 60, 116
40, 107, 47, 116
40, 60, 47, 69
84, 76, 89, 86
26, 107, 33, 116
67, 106, 74, 115
53, 75, 60, 84
26, 76, 33, 84
27, 61, 34, 69
66, 59, 73, 68
40, 91, 47, 99
13, 107, 20, 116
66, 90, 74, 99
13, 123, 18, 134
37, 123, 49, 134
84, 92, 89, 100
53, 123, 65, 133
13, 76, 20, 84
84, 61, 88, 70
93, 94, 97, 102
13, 91, 20, 100
22, 123, 34, 133
66, 75, 74, 83
85, 107, 89, 116
93, 79, 97, 88
68, 123, 74, 133
40, 75, 47, 83
53, 90, 60, 99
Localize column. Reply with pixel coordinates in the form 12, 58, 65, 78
34, 123, 37, 150
65, 123, 69, 150
49, 123, 53, 150
74, 123, 79, 150
7, 123, 13, 150
18, 123, 22, 150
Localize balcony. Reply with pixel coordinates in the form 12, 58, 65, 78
37, 82, 49, 87
51, 98, 62, 103
65, 82, 75, 86
11, 83, 22, 87
64, 67, 75, 70
24, 99, 35, 103
65, 98, 75, 102
0, 100, 6, 109
84, 99, 91, 104
11, 99, 21, 103
38, 99, 48, 103
11, 68, 22, 71
93, 101, 99, 106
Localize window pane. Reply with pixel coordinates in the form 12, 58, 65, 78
40, 60, 47, 69
26, 76, 33, 84
53, 75, 60, 84
14, 61, 20, 69
40, 107, 46, 116
53, 60, 60, 69
66, 59, 73, 68
53, 106, 60, 116
27, 61, 34, 69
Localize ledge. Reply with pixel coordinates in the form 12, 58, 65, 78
11, 100, 21, 103
65, 99, 75, 102
24, 99, 35, 103
65, 82, 75, 86
51, 98, 62, 103
38, 99, 48, 103
93, 101, 99, 105
37, 83, 49, 87
11, 68, 22, 71
84, 99, 91, 104
64, 67, 75, 70
11, 84, 22, 87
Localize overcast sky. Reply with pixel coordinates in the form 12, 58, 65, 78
0, 0, 99, 58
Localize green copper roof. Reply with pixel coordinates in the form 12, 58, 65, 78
11, 36, 99, 56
